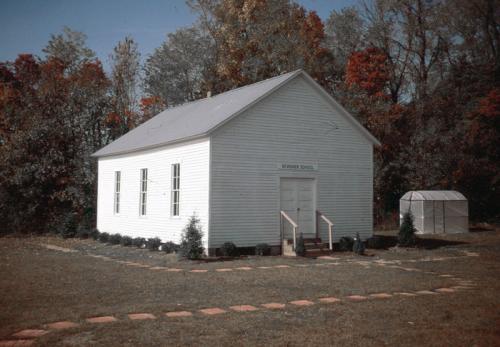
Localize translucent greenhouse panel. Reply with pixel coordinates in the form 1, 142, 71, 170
411, 201, 424, 233
444, 200, 468, 217
399, 200, 410, 225
422, 201, 435, 233
433, 201, 445, 233
444, 216, 469, 233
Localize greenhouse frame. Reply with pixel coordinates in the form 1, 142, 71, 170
400, 191, 469, 234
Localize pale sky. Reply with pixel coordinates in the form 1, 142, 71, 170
0, 0, 357, 70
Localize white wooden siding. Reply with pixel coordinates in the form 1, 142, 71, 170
97, 137, 210, 249
210, 75, 373, 248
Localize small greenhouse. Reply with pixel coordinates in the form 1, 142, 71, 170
400, 191, 469, 234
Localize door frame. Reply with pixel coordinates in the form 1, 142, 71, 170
277, 174, 318, 242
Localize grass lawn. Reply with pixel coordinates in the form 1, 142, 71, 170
0, 230, 499, 346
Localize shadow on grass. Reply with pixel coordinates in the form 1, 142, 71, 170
416, 237, 468, 249
369, 235, 468, 250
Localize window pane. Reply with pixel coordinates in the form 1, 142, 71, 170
114, 171, 121, 214
171, 164, 180, 216
140, 169, 148, 216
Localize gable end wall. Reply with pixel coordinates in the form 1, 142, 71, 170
209, 75, 373, 248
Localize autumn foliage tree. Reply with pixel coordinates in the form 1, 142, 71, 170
346, 47, 389, 98
189, 0, 334, 91
2, 0, 500, 235
0, 33, 112, 233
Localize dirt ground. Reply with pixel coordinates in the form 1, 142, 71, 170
0, 230, 499, 346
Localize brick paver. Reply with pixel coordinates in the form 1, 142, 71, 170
435, 288, 456, 293
416, 290, 437, 295
0, 340, 35, 346
229, 305, 259, 312
318, 297, 340, 303
261, 303, 286, 309
165, 311, 193, 318
46, 321, 79, 330
190, 269, 208, 273
451, 285, 473, 290
199, 308, 227, 315
235, 267, 253, 271
394, 292, 417, 297
86, 316, 118, 323
215, 268, 233, 272
12, 329, 48, 339
166, 268, 183, 272
290, 300, 314, 306
128, 313, 156, 320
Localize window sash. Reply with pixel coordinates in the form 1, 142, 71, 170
114, 171, 121, 214
171, 164, 180, 216
140, 168, 147, 215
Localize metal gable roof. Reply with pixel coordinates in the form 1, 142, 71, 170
400, 191, 467, 201
92, 70, 379, 157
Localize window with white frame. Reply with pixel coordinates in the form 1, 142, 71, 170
139, 168, 148, 216
114, 171, 121, 214
171, 164, 180, 216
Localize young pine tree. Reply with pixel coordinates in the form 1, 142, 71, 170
353, 232, 365, 255
179, 214, 204, 260
295, 232, 306, 257
398, 211, 417, 247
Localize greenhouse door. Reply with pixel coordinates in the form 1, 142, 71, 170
434, 201, 445, 233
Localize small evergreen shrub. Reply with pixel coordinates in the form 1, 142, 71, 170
51, 212, 75, 237
76, 227, 90, 239
295, 233, 306, 256
366, 236, 384, 249
120, 236, 133, 246
339, 236, 354, 251
220, 242, 239, 257
90, 229, 100, 240
179, 214, 204, 260
255, 243, 271, 256
132, 237, 146, 248
162, 241, 180, 254
398, 211, 417, 247
60, 214, 78, 239
109, 233, 122, 245
353, 232, 365, 255
147, 237, 162, 251
98, 232, 110, 243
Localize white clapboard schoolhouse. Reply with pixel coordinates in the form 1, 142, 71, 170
93, 70, 380, 255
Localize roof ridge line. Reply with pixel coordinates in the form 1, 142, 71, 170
160, 69, 300, 112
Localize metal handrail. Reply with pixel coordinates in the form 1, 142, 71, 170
317, 210, 334, 250
280, 211, 298, 250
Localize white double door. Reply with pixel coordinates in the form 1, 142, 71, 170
280, 178, 316, 239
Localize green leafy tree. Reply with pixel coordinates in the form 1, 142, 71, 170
109, 36, 141, 138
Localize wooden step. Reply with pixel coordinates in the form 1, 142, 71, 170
304, 250, 334, 258
286, 237, 322, 245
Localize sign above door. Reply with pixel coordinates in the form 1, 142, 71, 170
278, 163, 318, 171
